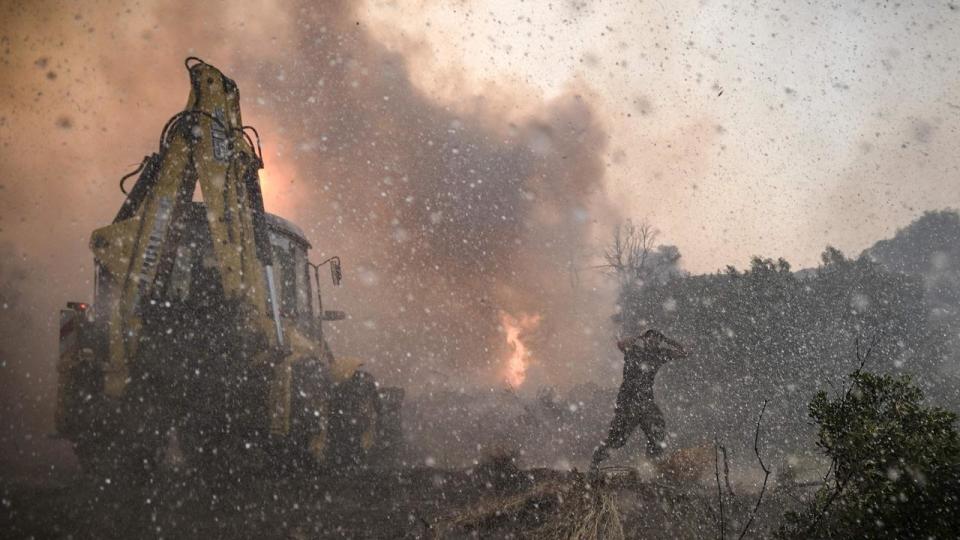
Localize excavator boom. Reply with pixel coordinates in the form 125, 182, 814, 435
91, 58, 282, 396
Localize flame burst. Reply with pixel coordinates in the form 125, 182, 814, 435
500, 311, 542, 388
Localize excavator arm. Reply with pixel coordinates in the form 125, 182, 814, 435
91, 58, 284, 397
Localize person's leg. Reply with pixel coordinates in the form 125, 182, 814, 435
638, 398, 667, 458
592, 400, 641, 467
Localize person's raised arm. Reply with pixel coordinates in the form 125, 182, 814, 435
662, 337, 688, 359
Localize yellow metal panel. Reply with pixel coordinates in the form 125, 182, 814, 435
330, 356, 364, 383
54, 309, 80, 434
89, 219, 145, 278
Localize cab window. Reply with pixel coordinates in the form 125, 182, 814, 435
270, 233, 295, 316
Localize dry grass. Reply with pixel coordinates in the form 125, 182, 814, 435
656, 443, 714, 483
430, 473, 624, 539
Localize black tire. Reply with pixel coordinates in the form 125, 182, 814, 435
74, 414, 165, 481
74, 436, 111, 478
178, 414, 266, 485
326, 371, 381, 471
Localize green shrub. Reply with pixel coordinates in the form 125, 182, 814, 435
779, 371, 960, 538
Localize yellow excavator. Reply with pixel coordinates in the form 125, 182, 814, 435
54, 58, 403, 478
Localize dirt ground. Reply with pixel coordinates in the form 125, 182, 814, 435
1, 463, 805, 539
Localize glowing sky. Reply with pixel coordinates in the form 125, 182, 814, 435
363, 0, 960, 271
3, 1, 958, 277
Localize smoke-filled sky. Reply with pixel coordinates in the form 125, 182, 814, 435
1, 0, 959, 465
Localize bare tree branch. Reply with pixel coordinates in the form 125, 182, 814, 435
714, 437, 726, 540
804, 335, 880, 536
602, 219, 661, 284
739, 400, 771, 539
720, 444, 735, 497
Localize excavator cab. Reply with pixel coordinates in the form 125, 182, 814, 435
265, 213, 313, 325
159, 203, 317, 333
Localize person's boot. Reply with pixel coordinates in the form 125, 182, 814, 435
590, 444, 609, 470
645, 437, 666, 459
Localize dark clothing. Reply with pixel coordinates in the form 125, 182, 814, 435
603, 392, 665, 457
619, 343, 670, 399
593, 341, 679, 465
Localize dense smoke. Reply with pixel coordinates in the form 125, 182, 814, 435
253, 3, 618, 387
0, 0, 622, 468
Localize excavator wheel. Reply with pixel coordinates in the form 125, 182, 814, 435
177, 409, 268, 485
326, 371, 381, 471
73, 436, 115, 479
74, 392, 166, 481
76, 432, 164, 481
177, 415, 221, 479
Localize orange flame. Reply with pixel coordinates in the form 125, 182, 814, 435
500, 311, 541, 388
257, 165, 294, 218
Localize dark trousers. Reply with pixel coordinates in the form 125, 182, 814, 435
593, 390, 666, 464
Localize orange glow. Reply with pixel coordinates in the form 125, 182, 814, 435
256, 166, 281, 211
256, 157, 299, 219
500, 311, 541, 388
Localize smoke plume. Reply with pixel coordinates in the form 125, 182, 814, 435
0, 0, 621, 468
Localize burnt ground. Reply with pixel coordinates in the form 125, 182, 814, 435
1, 464, 808, 539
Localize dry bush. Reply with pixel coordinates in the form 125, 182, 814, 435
656, 443, 713, 483
473, 444, 529, 493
